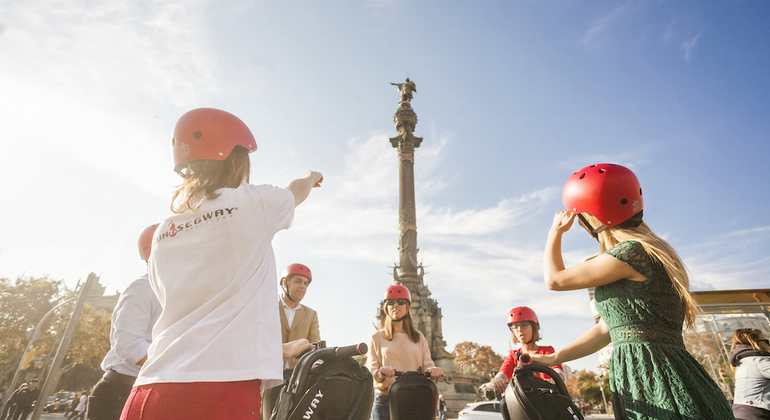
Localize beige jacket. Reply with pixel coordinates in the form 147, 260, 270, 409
279, 300, 321, 368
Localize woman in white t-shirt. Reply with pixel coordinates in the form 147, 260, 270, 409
121, 108, 321, 420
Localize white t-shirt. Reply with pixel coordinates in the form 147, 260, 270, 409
136, 183, 294, 389
101, 273, 161, 377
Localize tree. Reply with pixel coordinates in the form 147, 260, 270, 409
60, 303, 112, 388
452, 341, 505, 378
684, 329, 733, 397
0, 275, 113, 391
566, 369, 608, 408
0, 276, 69, 384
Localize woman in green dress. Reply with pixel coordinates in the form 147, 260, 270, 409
532, 163, 733, 420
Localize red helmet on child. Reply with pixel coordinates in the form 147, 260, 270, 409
171, 108, 258, 174
384, 284, 411, 302
507, 306, 539, 326
280, 263, 313, 284
562, 163, 643, 227
138, 224, 160, 262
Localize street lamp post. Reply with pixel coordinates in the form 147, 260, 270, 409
598, 375, 610, 416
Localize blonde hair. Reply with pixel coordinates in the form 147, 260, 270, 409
583, 213, 700, 328
510, 322, 541, 345
732, 328, 766, 351
382, 302, 421, 343
171, 146, 251, 213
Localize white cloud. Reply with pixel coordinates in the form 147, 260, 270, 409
0, 0, 217, 106
581, 3, 635, 48
681, 33, 702, 61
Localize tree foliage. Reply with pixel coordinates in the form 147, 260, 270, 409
0, 276, 69, 384
0, 275, 113, 391
568, 369, 610, 408
452, 341, 505, 378
684, 330, 733, 396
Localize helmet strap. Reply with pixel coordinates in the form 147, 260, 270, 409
281, 279, 296, 303
578, 214, 606, 240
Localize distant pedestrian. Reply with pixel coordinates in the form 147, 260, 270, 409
438, 395, 446, 420
730, 328, 770, 420
533, 163, 733, 419
7, 379, 39, 420
68, 390, 88, 420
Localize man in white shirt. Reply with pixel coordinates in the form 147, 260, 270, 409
261, 263, 321, 419
86, 225, 162, 420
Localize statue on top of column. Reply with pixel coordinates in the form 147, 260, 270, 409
391, 78, 416, 103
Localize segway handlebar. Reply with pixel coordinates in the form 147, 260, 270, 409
517, 353, 532, 366
334, 342, 368, 358
395, 370, 433, 378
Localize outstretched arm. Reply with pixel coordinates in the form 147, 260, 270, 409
286, 171, 323, 207
544, 210, 645, 291
531, 319, 611, 366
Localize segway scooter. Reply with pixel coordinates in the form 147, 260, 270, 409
270, 342, 373, 420
388, 369, 438, 420
500, 353, 584, 420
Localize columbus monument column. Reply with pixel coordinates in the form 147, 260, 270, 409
376, 77, 451, 361
375, 79, 484, 415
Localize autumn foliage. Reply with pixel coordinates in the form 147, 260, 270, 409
452, 341, 504, 378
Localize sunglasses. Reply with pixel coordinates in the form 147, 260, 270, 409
508, 322, 532, 331
385, 299, 409, 307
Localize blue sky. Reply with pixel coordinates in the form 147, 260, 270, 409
1, 1, 768, 372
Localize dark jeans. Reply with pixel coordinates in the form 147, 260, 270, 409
8, 406, 32, 420
371, 393, 390, 420
87, 376, 133, 420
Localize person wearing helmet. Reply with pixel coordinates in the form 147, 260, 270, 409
493, 307, 563, 394
260, 263, 321, 419
533, 163, 732, 419
122, 108, 320, 420
276, 263, 320, 367
87, 224, 162, 420
366, 284, 444, 420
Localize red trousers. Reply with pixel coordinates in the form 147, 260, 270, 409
120, 380, 262, 420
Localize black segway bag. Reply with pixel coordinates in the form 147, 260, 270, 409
501, 355, 583, 420
388, 371, 438, 420
271, 343, 373, 420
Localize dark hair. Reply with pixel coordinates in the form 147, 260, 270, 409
171, 146, 251, 213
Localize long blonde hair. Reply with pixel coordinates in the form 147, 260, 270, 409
382, 303, 421, 343
583, 213, 700, 328
171, 146, 251, 213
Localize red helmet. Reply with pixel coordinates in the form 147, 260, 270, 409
171, 108, 257, 173
281, 263, 312, 284
562, 163, 643, 226
384, 284, 411, 302
138, 224, 160, 262
507, 307, 538, 325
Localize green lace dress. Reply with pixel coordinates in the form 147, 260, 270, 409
595, 240, 733, 420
